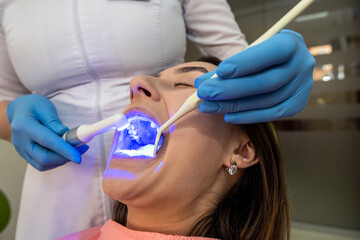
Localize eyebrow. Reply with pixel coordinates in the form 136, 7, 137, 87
154, 66, 209, 78
174, 66, 209, 75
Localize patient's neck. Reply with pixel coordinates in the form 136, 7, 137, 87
124, 193, 219, 236
125, 203, 205, 236
122, 171, 235, 236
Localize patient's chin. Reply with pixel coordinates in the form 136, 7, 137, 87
102, 176, 139, 202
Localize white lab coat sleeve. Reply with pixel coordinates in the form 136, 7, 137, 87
182, 0, 248, 60
0, 25, 30, 102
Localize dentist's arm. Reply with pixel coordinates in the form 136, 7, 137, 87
0, 101, 11, 141
183, 0, 248, 60
195, 30, 316, 123
0, 24, 89, 170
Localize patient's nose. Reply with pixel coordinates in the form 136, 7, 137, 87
129, 76, 161, 101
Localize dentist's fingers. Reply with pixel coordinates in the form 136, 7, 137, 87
197, 61, 296, 101
216, 30, 300, 78
23, 150, 68, 171
194, 70, 216, 88
24, 121, 82, 164
75, 144, 90, 155
33, 99, 69, 136
20, 143, 88, 171
223, 86, 309, 124
198, 65, 313, 113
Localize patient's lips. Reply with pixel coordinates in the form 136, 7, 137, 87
110, 111, 164, 159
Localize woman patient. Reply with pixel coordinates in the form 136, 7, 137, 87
60, 57, 289, 240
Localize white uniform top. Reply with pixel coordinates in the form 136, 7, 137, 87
0, 0, 247, 239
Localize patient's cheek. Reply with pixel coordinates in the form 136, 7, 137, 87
165, 90, 196, 116
172, 108, 229, 147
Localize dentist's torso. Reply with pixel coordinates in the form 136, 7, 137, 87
0, 0, 246, 239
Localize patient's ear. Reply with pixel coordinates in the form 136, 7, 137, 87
230, 137, 259, 169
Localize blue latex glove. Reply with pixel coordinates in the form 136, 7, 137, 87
195, 29, 316, 123
7, 94, 89, 171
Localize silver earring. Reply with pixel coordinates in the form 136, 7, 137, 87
225, 159, 237, 175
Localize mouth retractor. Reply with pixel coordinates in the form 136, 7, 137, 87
152, 0, 315, 156
111, 113, 163, 158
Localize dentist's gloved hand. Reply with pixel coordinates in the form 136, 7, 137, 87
7, 94, 89, 171
195, 29, 316, 124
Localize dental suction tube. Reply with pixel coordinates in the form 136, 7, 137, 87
153, 0, 315, 156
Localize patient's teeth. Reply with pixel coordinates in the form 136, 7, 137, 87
125, 115, 160, 146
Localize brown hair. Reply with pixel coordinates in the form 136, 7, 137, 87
113, 57, 290, 240
189, 123, 290, 240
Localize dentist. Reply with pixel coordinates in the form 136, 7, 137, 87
0, 0, 314, 239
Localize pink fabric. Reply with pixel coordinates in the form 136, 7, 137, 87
58, 220, 220, 240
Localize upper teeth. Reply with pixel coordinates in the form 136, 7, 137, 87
126, 115, 159, 145
128, 129, 140, 142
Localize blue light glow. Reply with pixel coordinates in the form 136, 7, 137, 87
169, 123, 176, 133
111, 112, 163, 158
155, 161, 164, 173
103, 169, 137, 180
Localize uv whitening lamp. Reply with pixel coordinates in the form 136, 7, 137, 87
62, 114, 129, 146
62, 112, 163, 158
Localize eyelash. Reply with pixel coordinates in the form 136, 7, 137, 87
172, 81, 193, 87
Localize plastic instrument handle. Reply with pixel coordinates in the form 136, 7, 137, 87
63, 114, 129, 146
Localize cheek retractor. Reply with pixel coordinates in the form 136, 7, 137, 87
109, 113, 163, 158
153, 0, 315, 156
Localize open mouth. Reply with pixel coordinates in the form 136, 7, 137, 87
111, 112, 163, 158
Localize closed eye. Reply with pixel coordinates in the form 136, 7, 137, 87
173, 81, 194, 88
